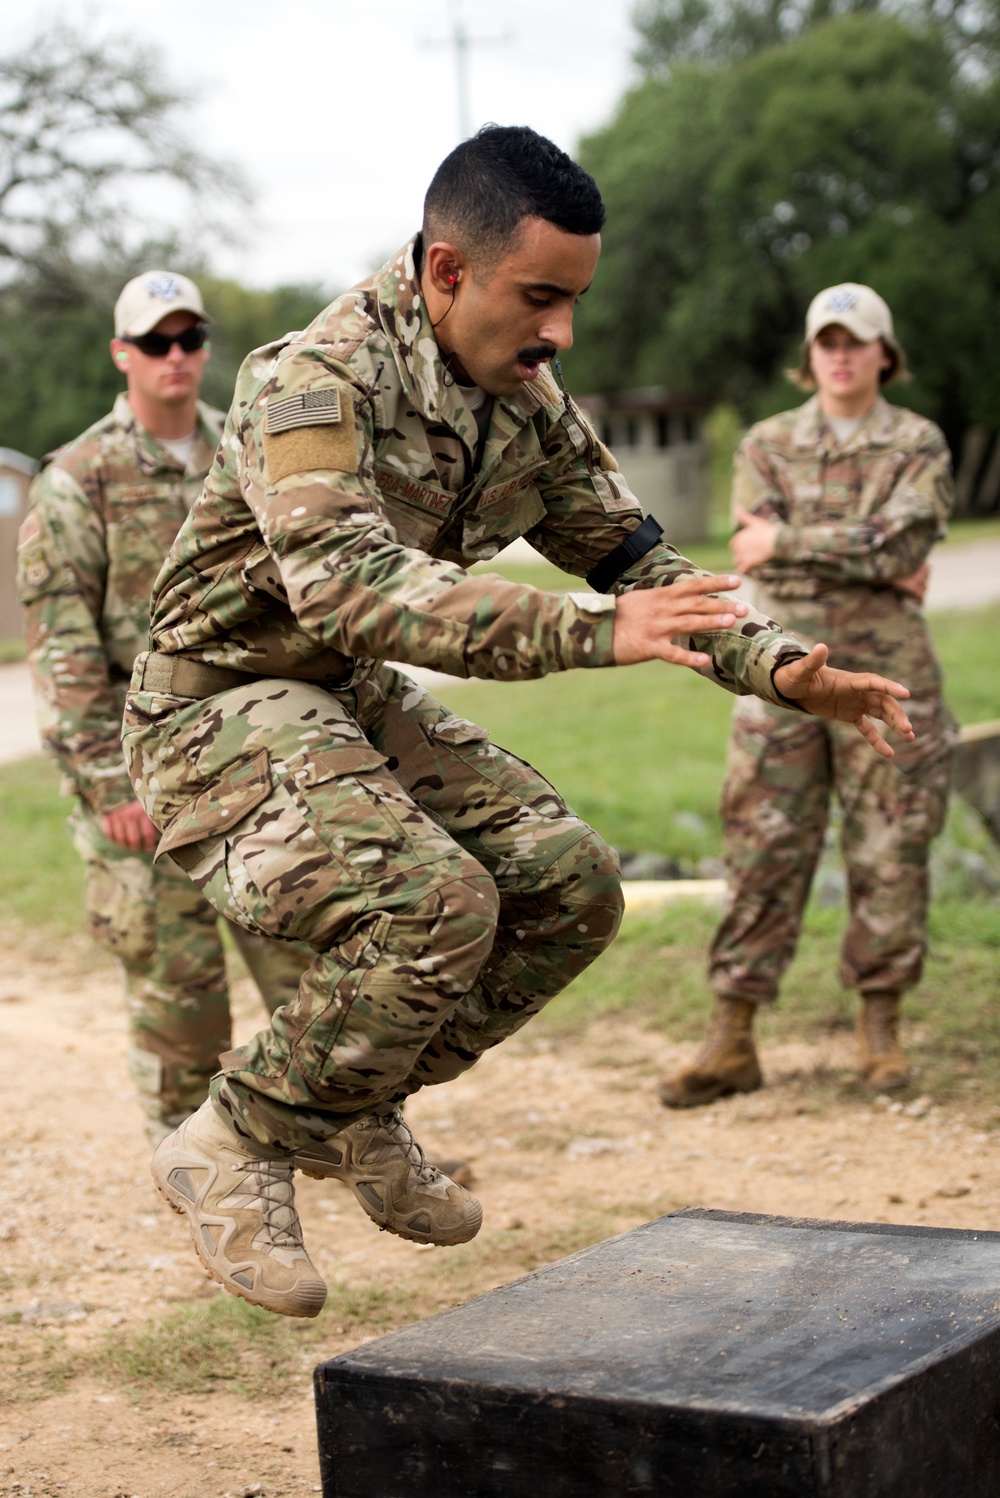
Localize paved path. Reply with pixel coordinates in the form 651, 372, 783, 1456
925, 538, 1000, 612
2, 538, 998, 768
0, 662, 39, 765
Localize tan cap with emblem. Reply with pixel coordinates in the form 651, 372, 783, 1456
805, 283, 898, 349
114, 270, 211, 338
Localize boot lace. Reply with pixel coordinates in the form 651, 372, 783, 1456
364, 1110, 438, 1185
233, 1158, 305, 1250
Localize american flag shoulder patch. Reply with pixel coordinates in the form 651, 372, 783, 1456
265, 388, 343, 434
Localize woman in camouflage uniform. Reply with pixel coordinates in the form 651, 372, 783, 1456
661, 284, 955, 1108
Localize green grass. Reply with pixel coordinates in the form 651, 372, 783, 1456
86, 1280, 409, 1398
928, 604, 1000, 725
540, 892, 1000, 1104
943, 515, 1000, 546
0, 1280, 414, 1405
1, 604, 996, 933
0, 755, 85, 939
424, 601, 1000, 860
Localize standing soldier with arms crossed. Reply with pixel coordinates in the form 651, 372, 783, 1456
123, 131, 916, 1318
661, 285, 954, 1110
17, 272, 310, 1139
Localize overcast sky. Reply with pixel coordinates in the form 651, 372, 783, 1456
14, 0, 642, 292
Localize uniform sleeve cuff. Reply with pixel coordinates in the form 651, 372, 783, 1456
561, 591, 618, 668
745, 634, 809, 706
79, 775, 136, 816
772, 525, 803, 561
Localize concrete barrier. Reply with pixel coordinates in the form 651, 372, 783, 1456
315, 1208, 1000, 1497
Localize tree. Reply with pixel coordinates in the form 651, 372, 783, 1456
633, 0, 1000, 72
0, 252, 324, 458
0, 20, 268, 458
0, 21, 245, 276
569, 11, 1000, 473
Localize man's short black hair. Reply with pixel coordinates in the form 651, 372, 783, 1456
422, 124, 605, 271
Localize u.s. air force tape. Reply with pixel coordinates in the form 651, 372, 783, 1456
265, 388, 342, 433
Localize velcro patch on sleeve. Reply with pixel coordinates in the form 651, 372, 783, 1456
262, 418, 358, 484
16, 512, 55, 593
265, 388, 343, 434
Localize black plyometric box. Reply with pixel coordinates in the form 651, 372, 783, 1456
314, 1208, 1000, 1497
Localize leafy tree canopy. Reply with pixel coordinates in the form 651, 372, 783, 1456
0, 22, 246, 277
0, 22, 318, 458
0, 245, 323, 458
633, 0, 1000, 72
569, 9, 1000, 447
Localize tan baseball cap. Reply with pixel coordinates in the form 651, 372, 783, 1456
114, 270, 211, 338
805, 283, 897, 348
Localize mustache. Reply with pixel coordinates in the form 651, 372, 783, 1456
517, 344, 557, 363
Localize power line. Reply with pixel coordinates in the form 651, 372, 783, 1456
421, 0, 513, 140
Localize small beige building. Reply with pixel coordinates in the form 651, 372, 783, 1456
577, 387, 710, 543
0, 448, 36, 642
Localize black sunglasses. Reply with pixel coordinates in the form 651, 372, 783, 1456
121, 324, 210, 358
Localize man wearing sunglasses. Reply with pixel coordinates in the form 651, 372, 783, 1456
17, 271, 309, 1140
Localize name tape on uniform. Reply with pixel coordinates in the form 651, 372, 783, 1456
266, 389, 343, 434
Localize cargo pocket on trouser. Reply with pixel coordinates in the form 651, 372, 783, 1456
206, 742, 497, 1132
154, 748, 286, 938
69, 805, 157, 965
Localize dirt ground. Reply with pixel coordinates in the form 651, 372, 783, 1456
1, 933, 998, 1498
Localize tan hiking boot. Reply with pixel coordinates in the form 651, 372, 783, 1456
295, 1110, 483, 1246
152, 1100, 327, 1319
858, 992, 911, 1090
659, 997, 763, 1109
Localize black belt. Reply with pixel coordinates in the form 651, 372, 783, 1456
586, 515, 664, 594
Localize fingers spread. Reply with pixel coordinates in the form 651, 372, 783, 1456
872, 696, 915, 737
855, 672, 911, 699
855, 715, 895, 759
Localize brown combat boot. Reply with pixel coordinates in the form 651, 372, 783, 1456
151, 1101, 327, 1319
658, 998, 763, 1109
858, 992, 911, 1090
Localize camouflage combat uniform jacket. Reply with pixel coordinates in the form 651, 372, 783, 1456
735, 393, 954, 705
18, 394, 224, 813
707, 394, 956, 1006
145, 237, 807, 713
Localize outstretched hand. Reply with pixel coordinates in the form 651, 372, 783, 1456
613, 574, 749, 668
772, 644, 914, 758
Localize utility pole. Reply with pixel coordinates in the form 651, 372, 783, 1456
422, 0, 512, 141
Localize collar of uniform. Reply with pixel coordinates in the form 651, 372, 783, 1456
374, 236, 537, 455
112, 391, 218, 475
792, 391, 896, 452
189, 401, 223, 474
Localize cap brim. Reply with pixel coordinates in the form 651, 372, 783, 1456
118, 300, 212, 338
808, 311, 884, 344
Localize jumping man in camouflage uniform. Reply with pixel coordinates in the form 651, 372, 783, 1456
17, 271, 310, 1138
661, 284, 954, 1110
124, 131, 916, 1318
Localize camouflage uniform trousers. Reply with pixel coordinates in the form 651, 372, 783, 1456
69, 804, 311, 1127
708, 694, 952, 1006
123, 663, 624, 1153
